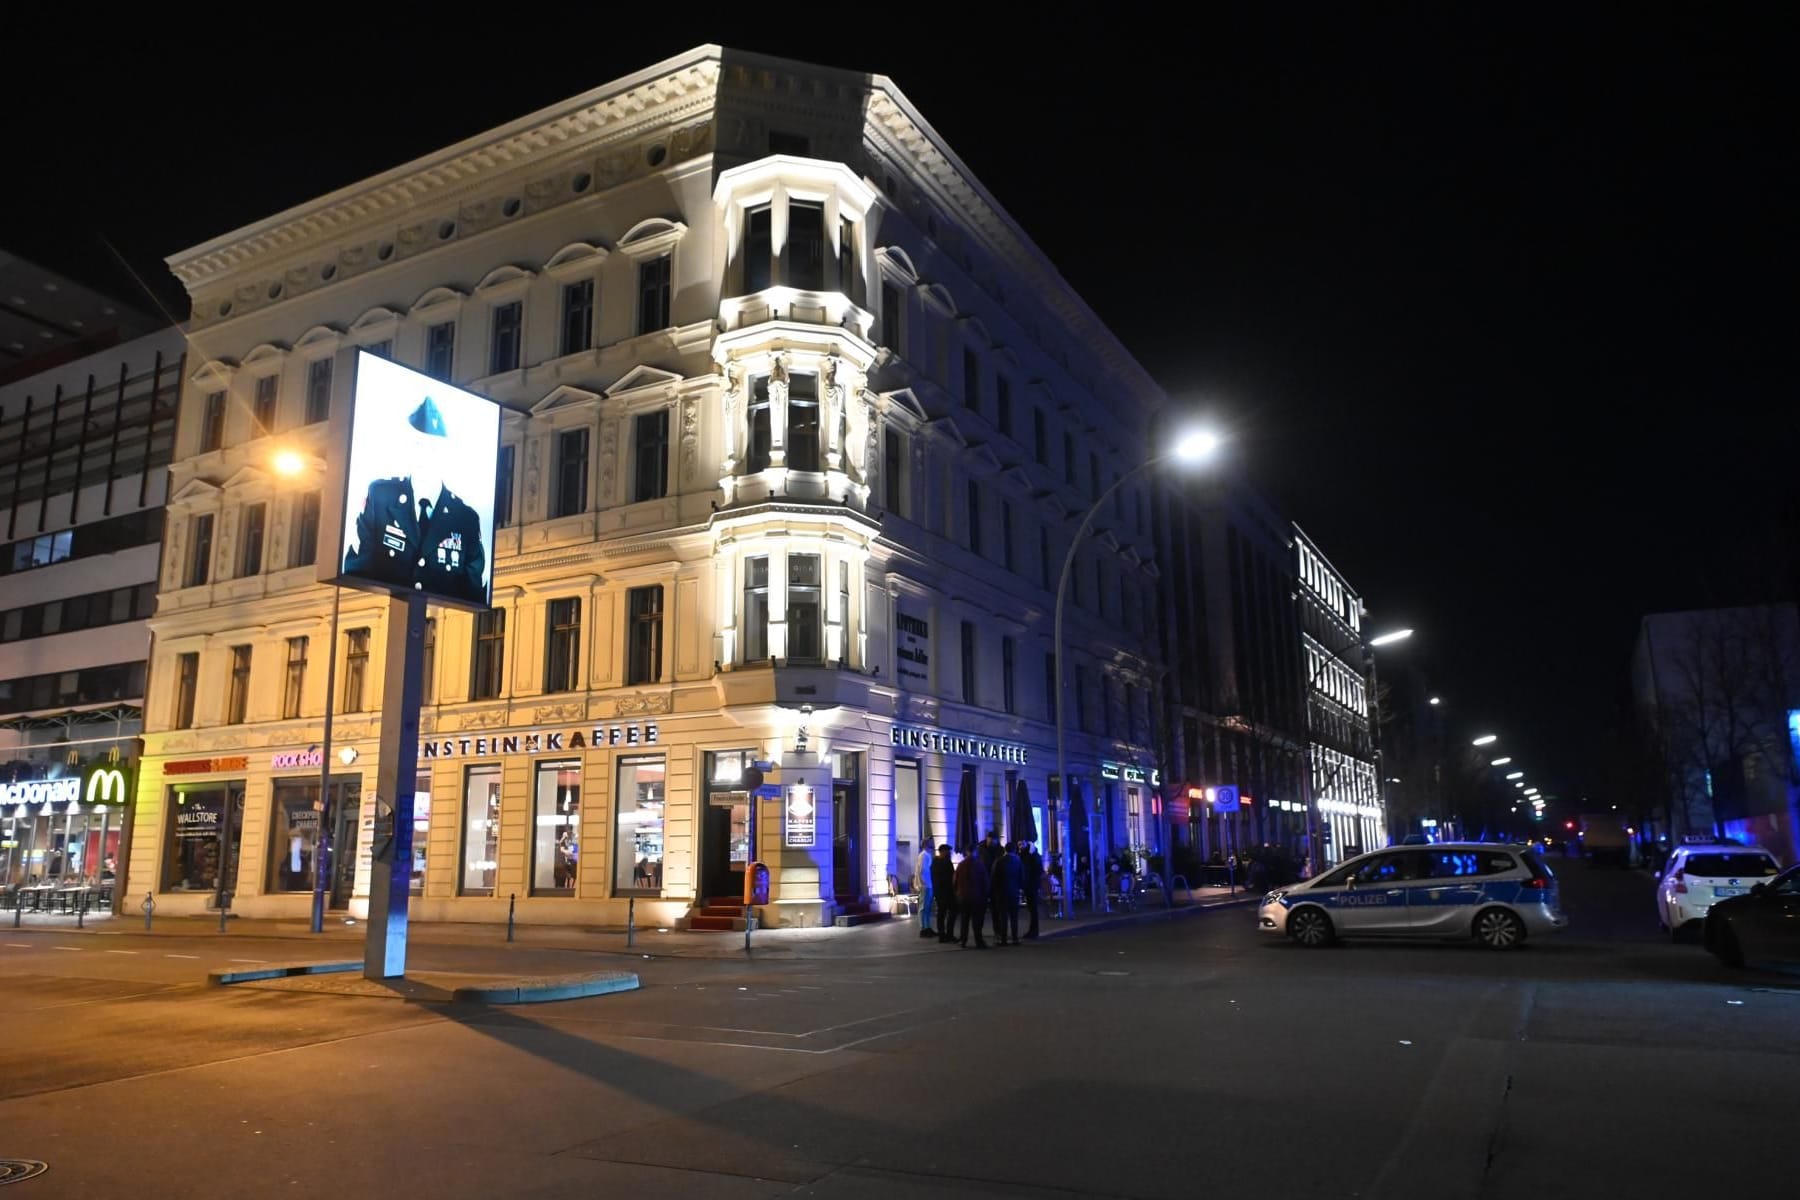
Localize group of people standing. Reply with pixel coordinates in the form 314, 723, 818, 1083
912, 831, 1045, 948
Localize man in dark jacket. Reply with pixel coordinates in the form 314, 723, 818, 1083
991, 842, 1023, 945
930, 844, 957, 944
979, 830, 1002, 874
954, 848, 990, 949
1020, 840, 1045, 938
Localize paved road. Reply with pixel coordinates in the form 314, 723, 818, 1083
2, 861, 1792, 1198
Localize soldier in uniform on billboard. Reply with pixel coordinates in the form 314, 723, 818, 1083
342, 395, 489, 606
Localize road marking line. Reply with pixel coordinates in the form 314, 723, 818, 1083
52, 946, 83, 952
5, 943, 29, 948
105, 950, 138, 955
229, 958, 269, 964
164, 953, 200, 959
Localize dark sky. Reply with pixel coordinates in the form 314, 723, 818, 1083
9, 11, 1794, 808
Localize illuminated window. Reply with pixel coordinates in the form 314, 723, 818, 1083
746, 377, 772, 473
788, 555, 823, 662
615, 756, 665, 895
459, 764, 501, 895
282, 636, 307, 720
787, 375, 820, 472
743, 557, 770, 662
531, 760, 581, 895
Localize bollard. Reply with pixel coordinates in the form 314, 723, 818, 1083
217, 890, 231, 934
142, 892, 154, 931
626, 896, 635, 948
507, 893, 516, 943
77, 892, 86, 929
12, 897, 20, 928
743, 908, 755, 953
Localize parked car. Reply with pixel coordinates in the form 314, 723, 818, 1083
1258, 843, 1566, 949
1655, 843, 1781, 938
1704, 865, 1800, 969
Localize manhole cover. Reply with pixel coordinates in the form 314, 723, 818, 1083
0, 1160, 47, 1186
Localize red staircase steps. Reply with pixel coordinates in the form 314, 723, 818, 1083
689, 896, 748, 932
833, 898, 892, 928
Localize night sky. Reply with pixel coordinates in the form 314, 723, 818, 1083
8, 12, 1793, 810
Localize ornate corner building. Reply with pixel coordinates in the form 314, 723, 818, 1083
128, 46, 1169, 928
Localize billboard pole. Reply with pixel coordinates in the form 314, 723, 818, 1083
364, 591, 427, 980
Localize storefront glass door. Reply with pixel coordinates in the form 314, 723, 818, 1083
328, 778, 361, 909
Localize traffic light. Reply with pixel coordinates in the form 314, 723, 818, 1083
1564, 820, 1575, 831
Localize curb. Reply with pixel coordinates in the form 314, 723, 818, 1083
1040, 895, 1259, 940
208, 960, 360, 985
452, 970, 640, 1004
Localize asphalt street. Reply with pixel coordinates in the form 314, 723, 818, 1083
2, 860, 1792, 1198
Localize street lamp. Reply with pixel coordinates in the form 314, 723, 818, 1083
1505, 771, 1524, 780
1472, 734, 1498, 747
1490, 756, 1512, 766
1428, 696, 1441, 706
273, 448, 341, 935
1368, 628, 1413, 647
1054, 426, 1219, 914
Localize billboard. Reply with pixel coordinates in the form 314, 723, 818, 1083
328, 351, 501, 610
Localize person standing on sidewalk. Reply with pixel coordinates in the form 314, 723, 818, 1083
913, 843, 935, 938
1020, 840, 1044, 938
931, 844, 958, 944
955, 847, 990, 949
991, 842, 1023, 945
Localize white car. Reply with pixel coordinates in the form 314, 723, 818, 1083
1656, 843, 1781, 937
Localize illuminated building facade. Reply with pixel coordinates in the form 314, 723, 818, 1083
1294, 525, 1383, 863
128, 46, 1166, 927
1, 319, 185, 898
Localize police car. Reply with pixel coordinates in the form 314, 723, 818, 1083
1259, 843, 1567, 949
1655, 841, 1781, 938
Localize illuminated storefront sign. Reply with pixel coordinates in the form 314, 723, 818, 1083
421, 723, 659, 760
271, 748, 325, 770
1, 777, 81, 806
85, 765, 131, 806
1100, 762, 1160, 785
784, 784, 816, 848
165, 757, 250, 776
889, 724, 1028, 765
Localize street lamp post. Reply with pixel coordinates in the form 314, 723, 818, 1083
271, 448, 340, 936
1054, 429, 1218, 915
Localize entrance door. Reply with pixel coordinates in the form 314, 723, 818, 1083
832, 781, 862, 901
329, 780, 361, 909
702, 800, 745, 902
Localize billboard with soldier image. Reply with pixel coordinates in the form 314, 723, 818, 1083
328, 351, 501, 610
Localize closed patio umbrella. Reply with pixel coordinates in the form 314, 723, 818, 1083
955, 763, 979, 853
1010, 777, 1038, 846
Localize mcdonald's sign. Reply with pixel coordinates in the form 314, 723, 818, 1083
84, 764, 134, 807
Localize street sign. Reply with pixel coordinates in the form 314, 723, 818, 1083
1211, 786, 1239, 814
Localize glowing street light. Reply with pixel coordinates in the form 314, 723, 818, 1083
1428, 696, 1442, 706
1055, 425, 1221, 912
1472, 734, 1498, 747
272, 448, 308, 478
1368, 628, 1414, 647
1490, 756, 1513, 766
1505, 771, 1524, 780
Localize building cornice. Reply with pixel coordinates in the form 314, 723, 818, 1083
165, 48, 726, 289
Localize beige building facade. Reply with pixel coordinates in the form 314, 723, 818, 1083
128, 46, 1168, 928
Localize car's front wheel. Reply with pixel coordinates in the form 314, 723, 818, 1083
1287, 906, 1334, 948
1474, 907, 1526, 950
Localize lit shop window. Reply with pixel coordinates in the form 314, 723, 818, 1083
460, 764, 501, 896
533, 760, 581, 896
615, 756, 665, 895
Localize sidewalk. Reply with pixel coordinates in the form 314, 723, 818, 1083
8, 885, 1256, 961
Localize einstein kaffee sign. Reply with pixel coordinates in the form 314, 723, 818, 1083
890, 724, 1029, 765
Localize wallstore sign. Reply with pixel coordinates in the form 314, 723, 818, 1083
890, 724, 1029, 766
421, 722, 660, 760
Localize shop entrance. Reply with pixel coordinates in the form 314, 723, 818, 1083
326, 777, 362, 909
701, 751, 755, 903
830, 753, 862, 901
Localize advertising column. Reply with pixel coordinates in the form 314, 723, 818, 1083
324, 351, 500, 979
